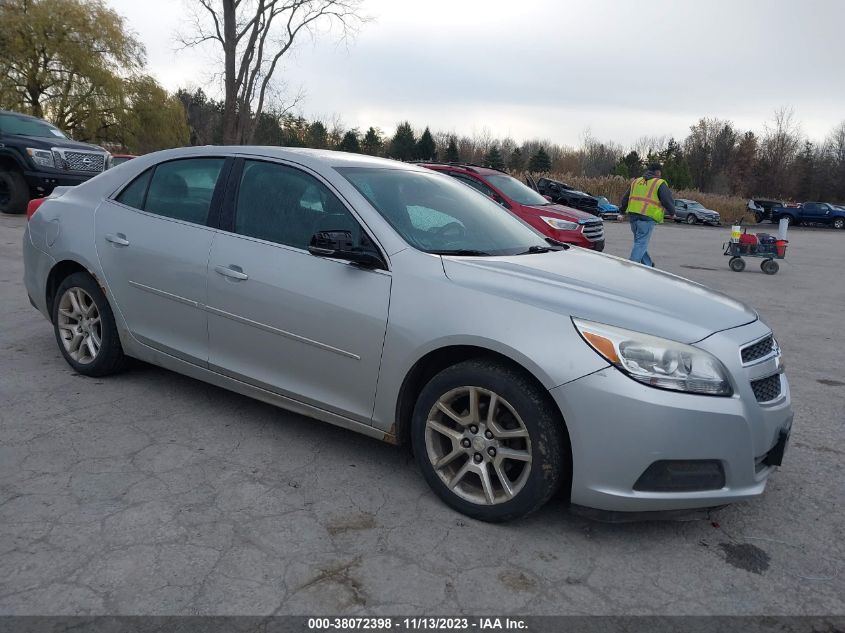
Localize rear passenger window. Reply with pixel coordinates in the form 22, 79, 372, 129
144, 158, 224, 224
235, 160, 362, 250
115, 169, 152, 209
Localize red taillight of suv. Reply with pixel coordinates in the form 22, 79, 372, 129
26, 198, 47, 221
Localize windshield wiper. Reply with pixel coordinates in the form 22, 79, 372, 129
545, 238, 571, 249
515, 244, 561, 255
429, 249, 492, 256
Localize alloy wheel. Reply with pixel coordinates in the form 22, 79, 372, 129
57, 287, 102, 364
424, 386, 532, 506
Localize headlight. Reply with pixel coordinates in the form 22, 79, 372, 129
573, 318, 733, 396
26, 148, 55, 168
541, 216, 579, 231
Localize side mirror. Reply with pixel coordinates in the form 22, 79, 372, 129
308, 230, 384, 269
542, 195, 553, 202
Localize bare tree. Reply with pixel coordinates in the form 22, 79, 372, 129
759, 107, 803, 197
181, 0, 366, 144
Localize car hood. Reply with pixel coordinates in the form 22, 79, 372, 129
526, 203, 600, 222
14, 134, 105, 152
690, 206, 719, 215
442, 249, 757, 344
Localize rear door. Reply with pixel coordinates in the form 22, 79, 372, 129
95, 157, 229, 365
205, 158, 391, 423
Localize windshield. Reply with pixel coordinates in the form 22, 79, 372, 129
597, 196, 609, 205
484, 174, 549, 206
0, 113, 67, 139
687, 201, 705, 209
338, 167, 548, 256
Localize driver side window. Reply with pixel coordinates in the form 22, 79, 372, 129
234, 160, 364, 250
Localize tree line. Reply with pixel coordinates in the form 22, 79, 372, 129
2, 0, 843, 203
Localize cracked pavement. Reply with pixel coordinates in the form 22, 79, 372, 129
1, 214, 843, 615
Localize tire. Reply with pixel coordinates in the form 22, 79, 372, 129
0, 168, 29, 215
755, 212, 763, 224
761, 259, 779, 275
833, 217, 845, 230
686, 214, 697, 225
52, 272, 127, 376
411, 358, 567, 522
729, 257, 745, 272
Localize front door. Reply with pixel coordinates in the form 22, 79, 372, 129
205, 159, 391, 423
95, 157, 227, 365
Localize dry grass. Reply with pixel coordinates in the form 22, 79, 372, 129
517, 172, 755, 224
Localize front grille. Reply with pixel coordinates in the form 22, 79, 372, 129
581, 222, 604, 242
751, 374, 781, 402
742, 336, 774, 364
61, 151, 106, 173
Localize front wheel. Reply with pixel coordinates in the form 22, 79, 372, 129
833, 217, 845, 230
686, 214, 697, 225
52, 272, 128, 376
412, 359, 567, 522
0, 169, 29, 214
761, 259, 779, 275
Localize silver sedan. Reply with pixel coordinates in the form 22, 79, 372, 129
22, 147, 793, 521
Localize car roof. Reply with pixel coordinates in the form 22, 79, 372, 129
0, 109, 50, 122
135, 146, 432, 174
415, 162, 506, 177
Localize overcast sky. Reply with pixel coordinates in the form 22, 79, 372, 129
107, 0, 845, 147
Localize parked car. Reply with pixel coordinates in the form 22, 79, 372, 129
771, 201, 845, 229
595, 196, 620, 220
673, 199, 721, 225
109, 154, 137, 168
751, 199, 784, 223
23, 147, 792, 522
529, 176, 600, 216
417, 163, 604, 251
0, 109, 110, 214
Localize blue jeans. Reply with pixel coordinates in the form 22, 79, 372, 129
629, 214, 656, 266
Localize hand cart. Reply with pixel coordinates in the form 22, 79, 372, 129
723, 222, 787, 275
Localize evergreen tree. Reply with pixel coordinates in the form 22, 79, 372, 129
659, 138, 692, 189
389, 121, 416, 161
614, 151, 643, 178
445, 136, 460, 162
338, 129, 361, 153
483, 145, 505, 170
416, 126, 437, 161
361, 127, 383, 156
306, 121, 328, 148
528, 147, 551, 172
508, 147, 524, 171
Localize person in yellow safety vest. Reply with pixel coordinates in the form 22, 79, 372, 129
618, 163, 676, 267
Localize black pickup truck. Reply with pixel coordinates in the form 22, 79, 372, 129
771, 201, 845, 229
0, 110, 110, 214
526, 176, 600, 216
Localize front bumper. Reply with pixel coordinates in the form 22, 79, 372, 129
551, 319, 793, 512
24, 170, 94, 195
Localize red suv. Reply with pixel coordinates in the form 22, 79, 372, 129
417, 163, 604, 251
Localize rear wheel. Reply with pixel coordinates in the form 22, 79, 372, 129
52, 272, 127, 376
0, 168, 29, 215
412, 359, 567, 522
729, 257, 745, 272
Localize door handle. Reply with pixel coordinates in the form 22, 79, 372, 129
105, 233, 129, 246
214, 265, 249, 281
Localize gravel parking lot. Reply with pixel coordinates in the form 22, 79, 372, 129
1, 213, 843, 616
